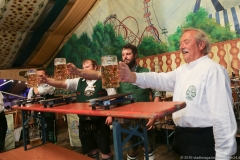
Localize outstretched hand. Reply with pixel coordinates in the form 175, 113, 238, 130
67, 63, 78, 75
118, 61, 136, 83
146, 118, 155, 130
105, 116, 112, 125
38, 74, 48, 84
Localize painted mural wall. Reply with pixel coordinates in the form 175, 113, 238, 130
46, 0, 240, 77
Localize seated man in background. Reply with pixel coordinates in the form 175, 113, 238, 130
66, 44, 160, 160
38, 59, 115, 160
27, 67, 57, 144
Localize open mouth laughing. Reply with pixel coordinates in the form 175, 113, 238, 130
182, 50, 189, 54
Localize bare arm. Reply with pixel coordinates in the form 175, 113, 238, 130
38, 75, 67, 89
67, 63, 102, 80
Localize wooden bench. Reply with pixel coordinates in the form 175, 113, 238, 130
1, 143, 92, 160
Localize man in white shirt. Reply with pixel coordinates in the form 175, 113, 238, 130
27, 68, 57, 143
27, 84, 54, 99
117, 28, 237, 160
0, 92, 7, 152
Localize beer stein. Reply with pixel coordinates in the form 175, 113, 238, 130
101, 55, 119, 88
27, 69, 38, 88
54, 58, 67, 81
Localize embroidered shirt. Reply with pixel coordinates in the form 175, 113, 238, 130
132, 55, 237, 158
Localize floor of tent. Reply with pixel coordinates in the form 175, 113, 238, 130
3, 122, 240, 160
54, 125, 181, 160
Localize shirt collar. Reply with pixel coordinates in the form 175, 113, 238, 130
82, 78, 97, 83
186, 55, 209, 68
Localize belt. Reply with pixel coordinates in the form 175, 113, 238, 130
175, 126, 213, 132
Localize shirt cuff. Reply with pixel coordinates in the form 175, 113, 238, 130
65, 79, 70, 90
133, 73, 143, 85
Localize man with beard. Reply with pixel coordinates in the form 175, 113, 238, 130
117, 43, 159, 160
67, 44, 160, 160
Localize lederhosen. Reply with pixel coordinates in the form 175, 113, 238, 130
0, 110, 7, 151
76, 79, 111, 154
117, 66, 155, 155
32, 90, 57, 143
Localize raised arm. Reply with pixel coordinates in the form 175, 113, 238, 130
38, 74, 67, 89
67, 63, 101, 80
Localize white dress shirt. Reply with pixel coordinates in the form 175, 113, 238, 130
27, 84, 55, 99
133, 55, 237, 159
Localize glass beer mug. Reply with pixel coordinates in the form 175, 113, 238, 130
54, 58, 67, 81
27, 69, 38, 88
101, 55, 119, 88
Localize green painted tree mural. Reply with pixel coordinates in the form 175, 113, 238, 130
46, 21, 168, 74
47, 7, 239, 74
138, 36, 168, 58
168, 8, 240, 52
91, 22, 125, 63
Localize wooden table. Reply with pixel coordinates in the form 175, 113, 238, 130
12, 101, 186, 160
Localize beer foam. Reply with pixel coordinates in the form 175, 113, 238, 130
104, 62, 117, 66
55, 61, 65, 65
27, 72, 36, 75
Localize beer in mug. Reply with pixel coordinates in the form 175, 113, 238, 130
54, 58, 67, 81
27, 69, 38, 88
101, 55, 119, 88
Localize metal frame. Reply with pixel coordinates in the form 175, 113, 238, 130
21, 110, 46, 150
112, 119, 149, 160
21, 110, 150, 159
165, 128, 175, 151
15, 100, 186, 159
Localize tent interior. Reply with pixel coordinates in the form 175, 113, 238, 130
0, 0, 97, 100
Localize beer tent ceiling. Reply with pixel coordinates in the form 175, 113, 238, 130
0, 0, 97, 95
